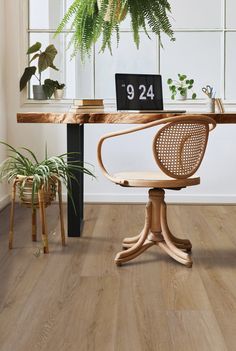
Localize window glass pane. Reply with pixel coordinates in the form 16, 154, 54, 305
160, 32, 222, 99
28, 33, 77, 99
225, 32, 236, 100
29, 0, 64, 29
226, 0, 236, 28
95, 32, 158, 99
169, 0, 222, 29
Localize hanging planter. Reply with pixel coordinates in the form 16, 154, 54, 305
55, 0, 174, 59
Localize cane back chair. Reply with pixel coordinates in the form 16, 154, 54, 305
97, 115, 216, 267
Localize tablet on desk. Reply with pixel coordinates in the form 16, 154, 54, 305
115, 73, 185, 114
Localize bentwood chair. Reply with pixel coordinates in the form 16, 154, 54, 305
97, 115, 216, 267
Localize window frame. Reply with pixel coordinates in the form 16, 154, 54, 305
21, 0, 236, 108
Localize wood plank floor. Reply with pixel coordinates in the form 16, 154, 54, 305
1, 203, 236, 351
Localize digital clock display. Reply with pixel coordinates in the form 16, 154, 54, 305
115, 73, 163, 111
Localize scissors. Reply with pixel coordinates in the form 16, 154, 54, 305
202, 85, 213, 98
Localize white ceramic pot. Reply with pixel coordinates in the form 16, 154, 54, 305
177, 92, 187, 100
54, 89, 64, 100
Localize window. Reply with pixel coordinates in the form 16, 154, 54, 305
27, 0, 236, 102
28, 0, 78, 99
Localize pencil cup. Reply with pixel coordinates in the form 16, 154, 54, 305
206, 98, 215, 113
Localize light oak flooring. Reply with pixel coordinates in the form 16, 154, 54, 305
1, 203, 236, 351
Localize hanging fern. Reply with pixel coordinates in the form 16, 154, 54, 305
55, 0, 174, 59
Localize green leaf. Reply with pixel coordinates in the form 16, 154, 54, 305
186, 80, 190, 84
180, 88, 187, 96
171, 95, 175, 100
167, 78, 172, 84
49, 63, 59, 71
192, 93, 197, 99
27, 42, 41, 54
190, 79, 194, 84
43, 79, 57, 99
188, 85, 193, 90
29, 53, 40, 63
20, 66, 37, 91
38, 45, 58, 73
179, 75, 187, 81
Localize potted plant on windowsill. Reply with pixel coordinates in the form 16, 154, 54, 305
55, 0, 174, 59
43, 79, 66, 100
0, 142, 95, 210
20, 42, 59, 100
167, 74, 197, 100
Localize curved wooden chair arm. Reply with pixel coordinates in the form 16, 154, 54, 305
97, 115, 216, 183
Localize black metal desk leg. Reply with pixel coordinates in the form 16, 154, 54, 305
67, 124, 84, 237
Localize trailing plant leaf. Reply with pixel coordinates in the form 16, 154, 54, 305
20, 66, 37, 91
55, 0, 174, 59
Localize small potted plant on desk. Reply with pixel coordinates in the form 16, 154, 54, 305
20, 42, 59, 100
167, 74, 197, 100
0, 142, 95, 253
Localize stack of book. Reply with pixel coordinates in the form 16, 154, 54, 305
69, 99, 104, 113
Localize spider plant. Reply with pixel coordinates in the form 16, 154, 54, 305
55, 0, 174, 59
0, 142, 95, 211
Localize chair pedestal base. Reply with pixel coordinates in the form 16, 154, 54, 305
115, 188, 193, 268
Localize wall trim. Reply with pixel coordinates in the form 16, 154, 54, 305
61, 193, 236, 204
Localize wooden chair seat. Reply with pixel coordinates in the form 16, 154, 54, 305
113, 171, 200, 188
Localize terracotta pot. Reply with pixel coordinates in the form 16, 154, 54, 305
97, 0, 127, 22
17, 176, 57, 208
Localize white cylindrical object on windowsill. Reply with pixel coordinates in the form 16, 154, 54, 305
206, 98, 215, 113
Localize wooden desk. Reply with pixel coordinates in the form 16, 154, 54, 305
17, 111, 236, 237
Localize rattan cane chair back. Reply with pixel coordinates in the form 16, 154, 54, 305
153, 120, 210, 179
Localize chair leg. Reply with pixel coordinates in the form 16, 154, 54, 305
38, 189, 49, 254
115, 202, 154, 265
122, 233, 142, 248
160, 202, 192, 264
57, 180, 66, 246
32, 209, 37, 242
9, 181, 17, 250
160, 207, 192, 251
117, 188, 193, 268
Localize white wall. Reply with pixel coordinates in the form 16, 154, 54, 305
4, 0, 236, 204
0, 0, 9, 209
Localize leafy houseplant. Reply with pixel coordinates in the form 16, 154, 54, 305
167, 74, 197, 100
44, 79, 66, 100
56, 0, 174, 59
20, 42, 59, 100
0, 142, 95, 211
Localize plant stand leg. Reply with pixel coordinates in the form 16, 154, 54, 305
32, 209, 37, 242
58, 180, 66, 246
9, 180, 17, 250
38, 189, 49, 254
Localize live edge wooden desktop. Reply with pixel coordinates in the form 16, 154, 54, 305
17, 111, 236, 238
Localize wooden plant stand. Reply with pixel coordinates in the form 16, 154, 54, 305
9, 177, 65, 253
115, 188, 192, 267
